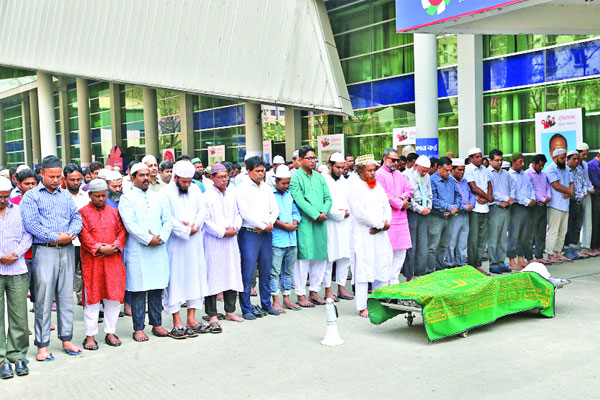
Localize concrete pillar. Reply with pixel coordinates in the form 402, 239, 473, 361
414, 34, 439, 142
59, 84, 71, 165
76, 77, 92, 167
29, 91, 42, 166
0, 104, 5, 167
109, 83, 122, 149
21, 96, 34, 166
457, 34, 484, 157
244, 102, 263, 157
37, 71, 57, 158
142, 88, 159, 157
284, 107, 302, 161
180, 93, 195, 156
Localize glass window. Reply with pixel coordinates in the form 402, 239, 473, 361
437, 34, 458, 67
438, 97, 458, 128
484, 121, 536, 155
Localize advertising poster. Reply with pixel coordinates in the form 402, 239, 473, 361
317, 134, 345, 165
262, 140, 273, 164
162, 148, 175, 162
393, 126, 417, 154
415, 137, 439, 158
207, 145, 226, 165
535, 108, 583, 163
106, 146, 125, 172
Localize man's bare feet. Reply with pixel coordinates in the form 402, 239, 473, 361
517, 257, 528, 267
105, 333, 121, 346
509, 258, 519, 270
37, 347, 52, 361
271, 296, 285, 313
296, 295, 314, 307
359, 309, 369, 318
324, 287, 335, 301
308, 291, 326, 305
83, 336, 98, 350
62, 340, 83, 353
337, 288, 353, 299
152, 326, 169, 336
250, 288, 257, 297
123, 303, 132, 316
133, 330, 148, 342
225, 312, 244, 322
282, 296, 300, 310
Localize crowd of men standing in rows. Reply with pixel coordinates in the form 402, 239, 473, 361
1, 140, 599, 378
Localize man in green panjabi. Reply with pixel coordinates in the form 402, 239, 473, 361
290, 145, 332, 307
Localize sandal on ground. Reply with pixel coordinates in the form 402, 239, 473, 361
105, 334, 121, 347
209, 321, 223, 334
184, 327, 198, 338
187, 322, 211, 334
167, 326, 188, 340
151, 328, 169, 337
82, 338, 99, 351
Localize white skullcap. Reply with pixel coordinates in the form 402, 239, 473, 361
97, 169, 109, 180
329, 152, 345, 163
318, 165, 329, 173
356, 154, 376, 166
88, 179, 108, 193
292, 150, 299, 159
567, 150, 579, 158
130, 163, 150, 176
501, 161, 510, 169
272, 155, 285, 164
173, 160, 195, 178
468, 147, 482, 157
415, 155, 431, 169
106, 171, 123, 182
141, 154, 157, 165
552, 148, 567, 157
0, 176, 12, 191
16, 165, 31, 173
275, 165, 291, 179
576, 143, 589, 151
522, 262, 550, 279
0, 169, 9, 178
451, 158, 465, 167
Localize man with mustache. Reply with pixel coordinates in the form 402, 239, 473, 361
118, 163, 173, 342
105, 171, 124, 209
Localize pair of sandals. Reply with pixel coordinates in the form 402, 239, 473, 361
168, 326, 199, 339
83, 334, 121, 350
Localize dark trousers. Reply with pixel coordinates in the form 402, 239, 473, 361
25, 259, 35, 304
238, 229, 272, 315
468, 212, 488, 268
507, 204, 531, 258
564, 199, 584, 248
205, 290, 237, 317
427, 215, 451, 273
591, 194, 600, 249
130, 289, 163, 331
403, 211, 429, 278
527, 204, 548, 259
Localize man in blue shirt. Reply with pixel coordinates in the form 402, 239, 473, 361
446, 158, 475, 268
20, 155, 83, 361
545, 148, 574, 264
587, 151, 600, 255
507, 152, 536, 270
576, 143, 597, 257
270, 165, 301, 312
427, 157, 461, 273
487, 149, 514, 274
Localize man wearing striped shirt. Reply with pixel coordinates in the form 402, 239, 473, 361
20, 155, 83, 361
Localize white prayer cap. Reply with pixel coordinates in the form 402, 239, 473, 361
329, 152, 345, 163
522, 262, 550, 280
292, 150, 299, 159
16, 164, 30, 173
356, 154, 376, 166
173, 160, 195, 178
88, 179, 108, 193
402, 145, 416, 154
130, 162, 149, 176
552, 148, 567, 157
576, 142, 589, 151
451, 158, 465, 167
272, 155, 285, 164
106, 171, 123, 182
0, 176, 12, 191
468, 147, 482, 157
0, 169, 9, 178
415, 155, 431, 169
318, 164, 329, 173
141, 154, 157, 165
275, 165, 291, 179
501, 161, 510, 169
567, 150, 579, 158
97, 168, 109, 180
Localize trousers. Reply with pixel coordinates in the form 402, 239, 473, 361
446, 213, 469, 267
507, 204, 531, 258
74, 246, 82, 301
270, 246, 297, 296
205, 290, 237, 316
487, 206, 509, 268
527, 204, 547, 259
467, 212, 488, 268
324, 258, 351, 288
83, 299, 121, 336
403, 211, 428, 277
238, 230, 272, 314
0, 273, 29, 362
581, 195, 592, 249
163, 298, 202, 315
390, 250, 407, 285
293, 259, 327, 295
130, 289, 163, 331
564, 199, 584, 249
427, 215, 451, 273
546, 207, 569, 254
355, 280, 387, 311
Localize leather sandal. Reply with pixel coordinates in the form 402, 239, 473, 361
167, 326, 187, 340
209, 321, 223, 334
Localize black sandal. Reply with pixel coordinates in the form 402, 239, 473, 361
104, 334, 121, 347
82, 338, 99, 351
167, 326, 187, 340
209, 321, 223, 334
151, 328, 169, 337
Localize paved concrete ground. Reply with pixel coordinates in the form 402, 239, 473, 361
1, 258, 599, 399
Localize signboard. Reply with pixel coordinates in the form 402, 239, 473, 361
207, 145, 226, 165
396, 0, 529, 32
535, 108, 583, 163
415, 137, 439, 158
317, 134, 345, 165
162, 148, 175, 162
262, 140, 273, 164
106, 146, 124, 171
393, 126, 417, 147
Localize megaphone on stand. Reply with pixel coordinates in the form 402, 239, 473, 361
320, 298, 344, 346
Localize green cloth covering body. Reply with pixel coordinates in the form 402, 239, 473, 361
368, 266, 555, 342
289, 168, 332, 260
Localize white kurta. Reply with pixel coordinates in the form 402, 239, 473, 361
203, 185, 244, 296
324, 174, 352, 261
347, 178, 393, 283
161, 182, 209, 307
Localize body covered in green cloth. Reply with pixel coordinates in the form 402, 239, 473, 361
368, 267, 555, 341
289, 168, 332, 260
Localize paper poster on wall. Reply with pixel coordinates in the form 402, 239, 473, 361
317, 134, 345, 165
262, 140, 273, 164
208, 145, 226, 165
535, 108, 583, 163
162, 149, 175, 162
106, 146, 125, 171
415, 137, 439, 158
393, 127, 417, 148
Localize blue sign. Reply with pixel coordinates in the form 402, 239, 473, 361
396, 0, 528, 32
415, 138, 439, 158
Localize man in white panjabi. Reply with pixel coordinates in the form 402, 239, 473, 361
347, 154, 393, 318
161, 160, 209, 339
322, 152, 354, 302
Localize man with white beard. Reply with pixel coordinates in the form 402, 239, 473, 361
322, 153, 354, 301
347, 155, 393, 318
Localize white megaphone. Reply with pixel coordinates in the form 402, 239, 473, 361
320, 298, 344, 346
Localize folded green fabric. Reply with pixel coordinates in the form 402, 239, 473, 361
368, 266, 555, 342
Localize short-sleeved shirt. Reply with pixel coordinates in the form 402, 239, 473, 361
545, 162, 573, 212
464, 163, 490, 213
